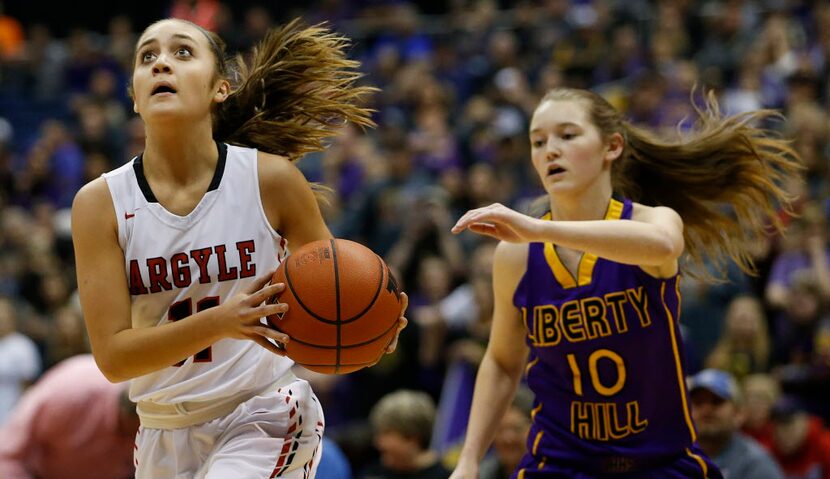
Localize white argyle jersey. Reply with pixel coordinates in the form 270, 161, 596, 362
102, 143, 293, 405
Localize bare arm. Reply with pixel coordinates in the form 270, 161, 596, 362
72, 179, 287, 382
258, 152, 334, 248
451, 241, 529, 478
452, 202, 684, 274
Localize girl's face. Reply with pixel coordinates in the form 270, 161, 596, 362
132, 20, 228, 123
529, 99, 620, 196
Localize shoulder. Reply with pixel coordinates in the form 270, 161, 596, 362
71, 177, 118, 242
494, 241, 528, 269
256, 151, 307, 188
631, 202, 683, 226
72, 177, 114, 217
732, 434, 778, 464
492, 241, 528, 291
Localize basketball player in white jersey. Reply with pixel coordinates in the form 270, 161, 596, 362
71, 18, 407, 479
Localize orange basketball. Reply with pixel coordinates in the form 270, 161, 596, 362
267, 239, 402, 374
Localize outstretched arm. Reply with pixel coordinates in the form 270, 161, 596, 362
451, 241, 529, 479
452, 202, 684, 270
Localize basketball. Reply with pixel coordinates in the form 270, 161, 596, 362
267, 239, 403, 374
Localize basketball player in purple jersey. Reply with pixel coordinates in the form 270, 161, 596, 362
449, 88, 802, 478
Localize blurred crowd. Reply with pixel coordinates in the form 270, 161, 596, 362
0, 0, 829, 477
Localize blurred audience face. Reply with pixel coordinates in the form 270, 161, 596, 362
786, 278, 821, 326
742, 374, 779, 430
690, 389, 740, 443
724, 296, 765, 344
417, 256, 452, 302
467, 163, 498, 205
373, 429, 420, 472
493, 405, 531, 472
773, 413, 809, 456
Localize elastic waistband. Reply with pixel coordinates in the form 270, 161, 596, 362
137, 371, 297, 429
557, 451, 683, 474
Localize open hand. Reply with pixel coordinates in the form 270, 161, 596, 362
219, 270, 290, 356
451, 203, 542, 243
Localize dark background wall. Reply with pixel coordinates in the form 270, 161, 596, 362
2, 0, 455, 37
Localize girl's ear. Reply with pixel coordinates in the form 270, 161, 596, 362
604, 132, 624, 162
128, 86, 138, 113
214, 80, 230, 103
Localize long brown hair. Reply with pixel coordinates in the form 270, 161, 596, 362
131, 19, 376, 199
540, 88, 803, 278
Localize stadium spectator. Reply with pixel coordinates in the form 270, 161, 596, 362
360, 389, 450, 479
0, 354, 138, 479
742, 373, 782, 448
689, 369, 784, 479
768, 395, 830, 479
478, 386, 533, 479
317, 436, 354, 479
706, 295, 771, 380
0, 296, 40, 424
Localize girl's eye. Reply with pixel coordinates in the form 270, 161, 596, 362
176, 47, 192, 57
532, 140, 544, 148
562, 133, 576, 140
141, 51, 156, 63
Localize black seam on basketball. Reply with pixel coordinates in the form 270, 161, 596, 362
283, 247, 387, 325
331, 239, 342, 374
283, 318, 399, 349
283, 252, 338, 324
296, 359, 377, 367
337, 256, 385, 322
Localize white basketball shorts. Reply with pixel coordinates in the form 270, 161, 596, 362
134, 377, 324, 479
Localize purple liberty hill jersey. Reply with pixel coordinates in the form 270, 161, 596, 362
512, 197, 713, 477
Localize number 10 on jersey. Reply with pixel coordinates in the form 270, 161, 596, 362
566, 348, 647, 440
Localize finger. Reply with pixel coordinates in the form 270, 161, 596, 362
250, 334, 287, 357
254, 282, 286, 305
399, 292, 409, 315
468, 223, 502, 239
245, 269, 277, 294
454, 211, 497, 232
256, 302, 288, 318
386, 318, 408, 353
251, 325, 290, 345
386, 336, 399, 354
451, 208, 484, 230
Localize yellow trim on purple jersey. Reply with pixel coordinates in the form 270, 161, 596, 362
686, 447, 710, 478
541, 198, 625, 289
663, 279, 698, 443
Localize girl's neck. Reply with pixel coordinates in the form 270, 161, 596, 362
549, 182, 614, 222
142, 120, 217, 185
